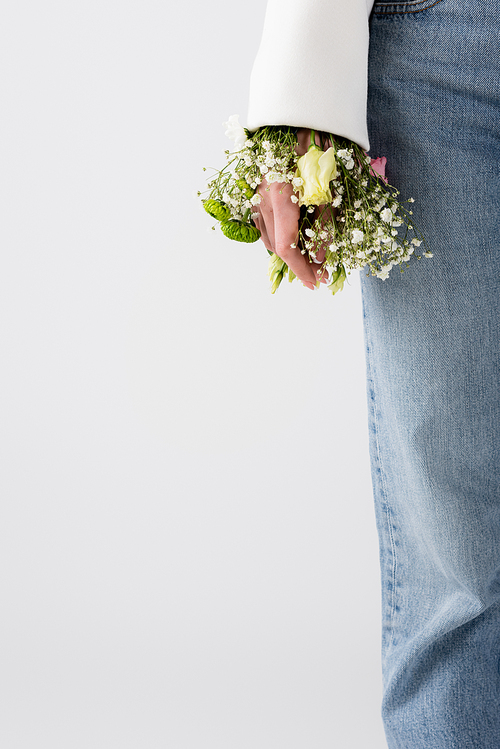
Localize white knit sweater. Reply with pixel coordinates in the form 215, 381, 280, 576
247, 0, 375, 150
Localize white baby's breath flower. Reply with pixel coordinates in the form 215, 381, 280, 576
332, 196, 342, 207
266, 171, 281, 183
380, 208, 393, 223
352, 229, 364, 244
354, 200, 362, 209
292, 177, 304, 188
223, 115, 247, 151
250, 194, 262, 205
423, 251, 434, 258
305, 228, 315, 238
290, 195, 299, 204
411, 238, 422, 246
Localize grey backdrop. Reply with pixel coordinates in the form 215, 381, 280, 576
1, 1, 386, 747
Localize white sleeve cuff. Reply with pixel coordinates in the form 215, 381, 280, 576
247, 0, 374, 151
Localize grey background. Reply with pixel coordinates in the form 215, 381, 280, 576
1, 1, 386, 747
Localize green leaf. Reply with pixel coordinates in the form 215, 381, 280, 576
268, 253, 288, 294
328, 265, 347, 295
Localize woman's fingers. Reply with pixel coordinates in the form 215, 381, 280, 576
252, 212, 272, 254
256, 181, 322, 289
251, 130, 335, 291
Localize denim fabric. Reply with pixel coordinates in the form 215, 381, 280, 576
362, 0, 500, 746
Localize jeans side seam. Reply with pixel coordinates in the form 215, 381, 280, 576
362, 293, 399, 654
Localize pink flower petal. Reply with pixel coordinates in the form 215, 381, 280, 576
370, 156, 388, 183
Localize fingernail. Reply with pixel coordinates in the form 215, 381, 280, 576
303, 282, 315, 291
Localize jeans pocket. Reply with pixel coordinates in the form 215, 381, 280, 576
372, 0, 444, 14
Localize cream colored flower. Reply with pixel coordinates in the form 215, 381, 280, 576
295, 147, 337, 206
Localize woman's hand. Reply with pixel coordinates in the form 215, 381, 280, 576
251, 128, 330, 291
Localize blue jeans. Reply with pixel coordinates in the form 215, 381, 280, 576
362, 1, 500, 746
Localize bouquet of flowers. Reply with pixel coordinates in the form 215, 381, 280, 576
200, 115, 431, 295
